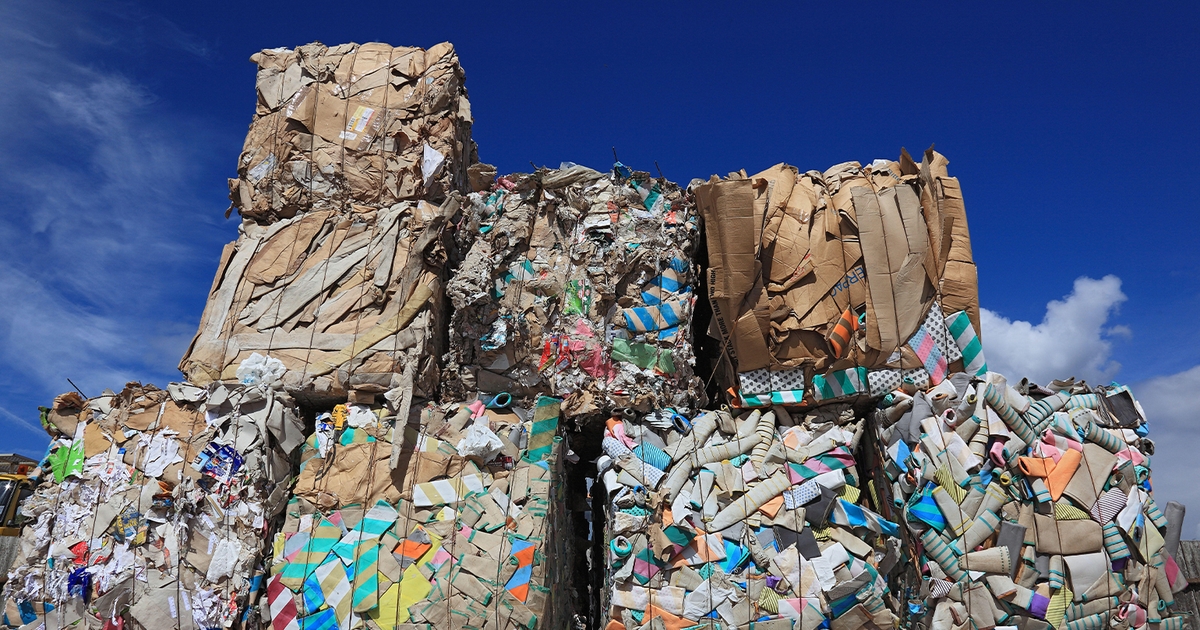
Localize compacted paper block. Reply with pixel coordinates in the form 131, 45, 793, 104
270, 397, 571, 629
182, 41, 480, 402
179, 197, 461, 401
443, 163, 705, 422
598, 405, 902, 630
5, 378, 303, 630
229, 42, 477, 224
695, 148, 979, 407
870, 327, 1176, 629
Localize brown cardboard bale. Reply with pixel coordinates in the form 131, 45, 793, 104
694, 149, 979, 406
179, 195, 461, 402
230, 42, 477, 224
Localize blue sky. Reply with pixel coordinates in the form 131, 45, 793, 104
1, 2, 1198, 528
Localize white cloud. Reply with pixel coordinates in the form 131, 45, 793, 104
1130, 365, 1200, 539
0, 265, 138, 396
0, 0, 231, 403
980, 275, 1127, 385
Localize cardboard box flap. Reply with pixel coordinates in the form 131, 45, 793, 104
732, 309, 771, 372
765, 173, 823, 290
339, 42, 395, 101
696, 177, 758, 304
935, 178, 979, 334
244, 210, 333, 285
758, 163, 799, 250
853, 184, 933, 354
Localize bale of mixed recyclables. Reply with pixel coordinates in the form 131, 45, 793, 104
263, 394, 572, 629
597, 403, 904, 630
2, 364, 303, 630
443, 162, 705, 425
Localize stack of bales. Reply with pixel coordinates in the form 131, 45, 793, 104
180, 41, 480, 402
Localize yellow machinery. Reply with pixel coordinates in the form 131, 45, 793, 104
0, 455, 36, 587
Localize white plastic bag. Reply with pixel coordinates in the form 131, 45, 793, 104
456, 421, 504, 462
205, 537, 243, 582
421, 143, 445, 186
347, 404, 378, 429
235, 353, 286, 385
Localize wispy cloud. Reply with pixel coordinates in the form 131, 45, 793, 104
0, 405, 47, 439
981, 275, 1128, 384
1132, 365, 1200, 538
0, 265, 138, 396
0, 0, 233, 445
0, 404, 51, 460
141, 14, 214, 59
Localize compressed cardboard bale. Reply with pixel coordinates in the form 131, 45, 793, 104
229, 42, 477, 223
179, 194, 462, 401
694, 148, 979, 407
443, 163, 705, 421
266, 396, 571, 629
598, 405, 901, 630
869, 313, 1180, 629
3, 379, 303, 630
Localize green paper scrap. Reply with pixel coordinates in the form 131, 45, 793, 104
522, 396, 560, 463
611, 339, 675, 373
663, 524, 695, 547
562, 279, 592, 316
47, 439, 84, 483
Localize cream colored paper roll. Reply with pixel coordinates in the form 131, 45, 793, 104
921, 528, 965, 581
1065, 596, 1118, 622
706, 470, 790, 532
960, 546, 1010, 574
661, 460, 693, 502
959, 509, 1001, 551
664, 410, 720, 461
932, 485, 971, 537
748, 411, 777, 472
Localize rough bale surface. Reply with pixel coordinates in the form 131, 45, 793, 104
2, 379, 303, 629
267, 396, 571, 629
598, 405, 903, 630
179, 196, 461, 402
230, 42, 476, 223
696, 148, 978, 407
872, 343, 1190, 628
183, 39, 481, 404
443, 164, 705, 423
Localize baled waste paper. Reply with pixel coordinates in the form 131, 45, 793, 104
597, 405, 904, 630
265, 394, 572, 629
2, 373, 305, 630
612, 146, 1189, 630
873, 364, 1192, 630
179, 194, 464, 401
4, 30, 1192, 630
181, 40, 482, 402
443, 163, 705, 424
227, 42, 477, 223
694, 148, 979, 409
